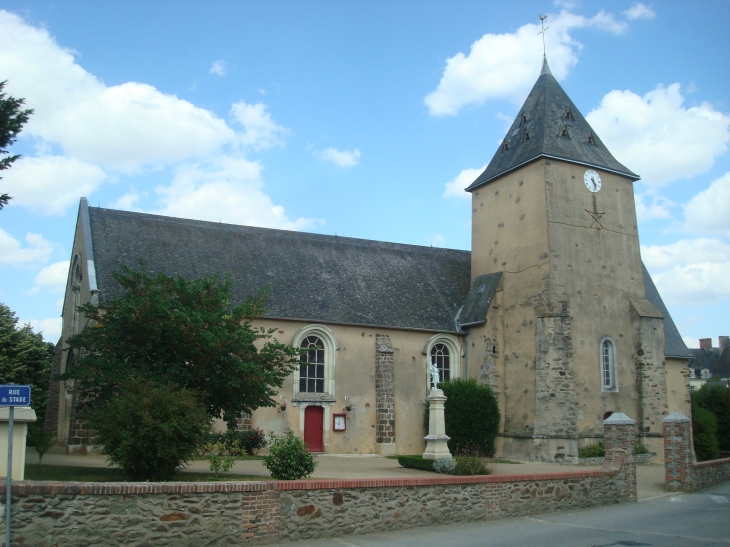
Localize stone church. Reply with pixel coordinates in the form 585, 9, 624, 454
54, 58, 692, 463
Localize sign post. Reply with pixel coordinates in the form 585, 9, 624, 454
0, 385, 31, 547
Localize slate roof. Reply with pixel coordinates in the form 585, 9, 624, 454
458, 273, 502, 327
642, 263, 693, 359
86, 206, 471, 333
689, 347, 729, 378
466, 58, 638, 192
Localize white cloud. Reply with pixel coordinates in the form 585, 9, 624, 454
634, 191, 674, 221
682, 336, 700, 349
0, 230, 52, 265
210, 60, 227, 76
23, 317, 62, 343
230, 101, 288, 151
34, 260, 70, 292
587, 84, 730, 187
429, 234, 446, 247
110, 191, 143, 211
2, 155, 106, 214
684, 172, 730, 236
443, 165, 487, 199
424, 10, 627, 116
0, 11, 236, 172
153, 158, 320, 231
624, 3, 656, 20
317, 148, 361, 168
642, 239, 730, 306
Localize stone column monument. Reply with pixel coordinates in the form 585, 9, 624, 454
422, 360, 451, 460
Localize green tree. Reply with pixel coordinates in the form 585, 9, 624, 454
0, 81, 34, 210
0, 303, 54, 422
692, 381, 730, 453
88, 378, 210, 481
62, 263, 299, 425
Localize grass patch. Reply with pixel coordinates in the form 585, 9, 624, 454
25, 464, 268, 482
487, 458, 522, 464
192, 454, 265, 461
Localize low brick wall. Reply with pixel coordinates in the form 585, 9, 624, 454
0, 452, 629, 547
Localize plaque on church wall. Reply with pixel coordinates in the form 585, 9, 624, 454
333, 413, 346, 431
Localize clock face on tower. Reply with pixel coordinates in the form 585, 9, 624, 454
584, 169, 602, 192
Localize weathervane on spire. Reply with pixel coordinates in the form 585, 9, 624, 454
538, 15, 549, 57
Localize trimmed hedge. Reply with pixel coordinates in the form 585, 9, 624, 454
425, 378, 500, 457
397, 455, 435, 472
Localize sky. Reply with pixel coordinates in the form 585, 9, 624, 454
0, 1, 728, 349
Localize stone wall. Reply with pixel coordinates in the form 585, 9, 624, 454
533, 313, 577, 463
1, 458, 632, 546
663, 412, 730, 492
375, 335, 396, 452
44, 340, 63, 435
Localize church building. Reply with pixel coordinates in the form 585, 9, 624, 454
54, 58, 692, 463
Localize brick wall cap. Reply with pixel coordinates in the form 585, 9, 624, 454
603, 412, 635, 425
663, 412, 690, 423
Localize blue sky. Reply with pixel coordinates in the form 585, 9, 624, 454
0, 1, 728, 348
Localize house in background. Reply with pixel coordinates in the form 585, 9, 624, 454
689, 337, 730, 391
51, 58, 694, 463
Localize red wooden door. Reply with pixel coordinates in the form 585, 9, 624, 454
303, 406, 324, 452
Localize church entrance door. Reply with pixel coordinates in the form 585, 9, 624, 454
303, 406, 324, 452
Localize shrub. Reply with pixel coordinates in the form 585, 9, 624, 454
635, 443, 650, 455
579, 441, 605, 458
27, 424, 56, 465
454, 455, 491, 475
88, 378, 210, 481
432, 457, 456, 474
692, 405, 720, 461
263, 429, 317, 480
225, 428, 267, 455
692, 381, 730, 452
397, 455, 436, 472
200, 441, 235, 479
425, 379, 500, 457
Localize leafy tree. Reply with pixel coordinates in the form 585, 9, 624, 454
692, 381, 730, 453
0, 81, 34, 210
62, 263, 299, 425
692, 403, 720, 461
0, 303, 54, 422
88, 378, 210, 481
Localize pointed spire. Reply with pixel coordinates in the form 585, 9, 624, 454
466, 61, 638, 192
540, 56, 552, 77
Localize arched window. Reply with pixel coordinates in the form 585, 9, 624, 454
300, 336, 325, 393
430, 343, 450, 383
600, 337, 618, 392
291, 324, 338, 399
423, 334, 462, 389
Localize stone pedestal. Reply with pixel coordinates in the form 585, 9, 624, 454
422, 389, 451, 460
662, 412, 693, 492
0, 407, 37, 479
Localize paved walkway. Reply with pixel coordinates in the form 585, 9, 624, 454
27, 449, 669, 502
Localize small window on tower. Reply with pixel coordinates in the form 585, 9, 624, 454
586, 132, 596, 145
502, 141, 510, 153
523, 131, 531, 141
600, 336, 618, 393
520, 112, 529, 125
564, 107, 574, 120
559, 126, 571, 139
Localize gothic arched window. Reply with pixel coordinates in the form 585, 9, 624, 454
300, 335, 325, 393
430, 343, 450, 384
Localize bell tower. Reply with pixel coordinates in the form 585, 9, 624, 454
464, 58, 668, 462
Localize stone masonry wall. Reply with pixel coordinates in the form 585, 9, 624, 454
634, 316, 668, 434
375, 335, 395, 446
663, 412, 730, 493
1, 459, 633, 546
533, 313, 577, 462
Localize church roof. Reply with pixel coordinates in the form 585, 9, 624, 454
466, 59, 638, 192
86, 206, 471, 333
642, 264, 693, 359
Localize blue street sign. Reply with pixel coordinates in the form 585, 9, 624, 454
0, 385, 31, 407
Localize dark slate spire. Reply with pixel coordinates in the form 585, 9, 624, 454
466, 58, 638, 192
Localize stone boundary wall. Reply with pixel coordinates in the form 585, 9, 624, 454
663, 412, 730, 492
0, 453, 629, 546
